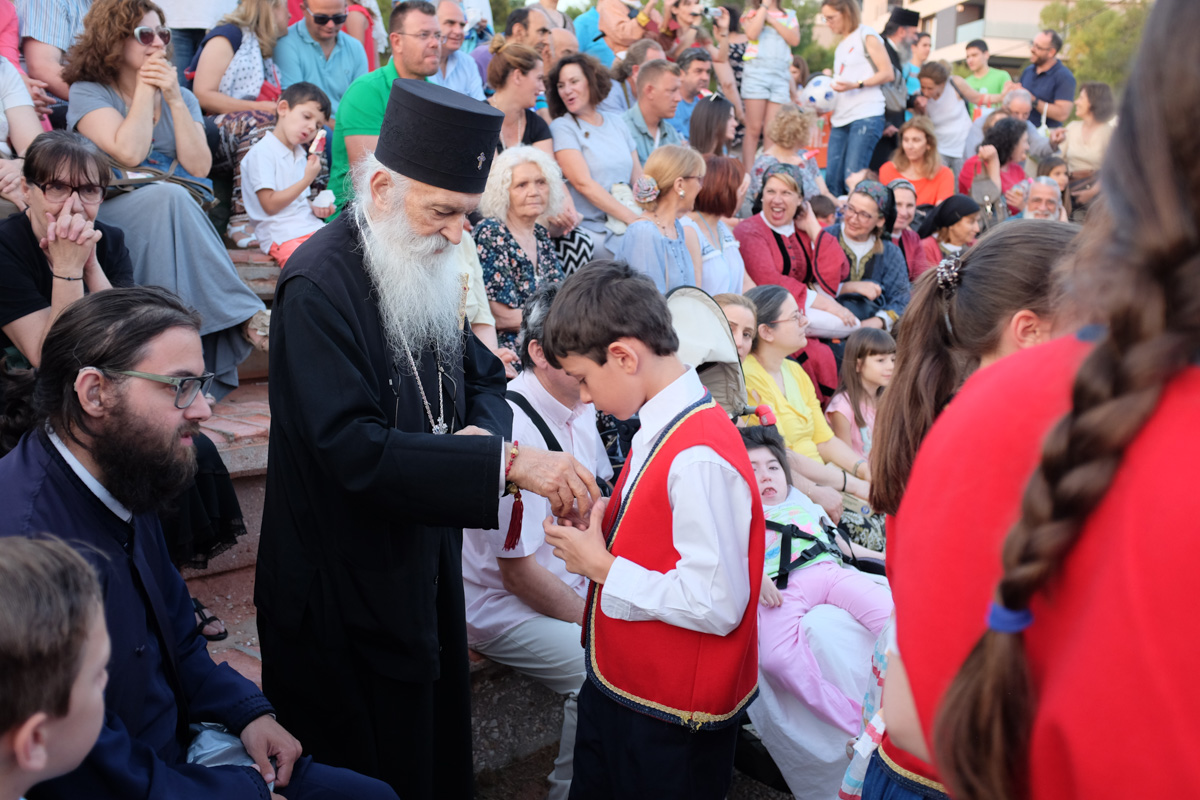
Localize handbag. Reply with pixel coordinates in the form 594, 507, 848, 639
108, 150, 217, 210
186, 722, 273, 788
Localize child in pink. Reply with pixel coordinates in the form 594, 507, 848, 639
826, 327, 895, 460
744, 426, 892, 734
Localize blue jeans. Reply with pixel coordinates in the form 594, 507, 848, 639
826, 115, 886, 196
169, 28, 207, 87
861, 750, 948, 800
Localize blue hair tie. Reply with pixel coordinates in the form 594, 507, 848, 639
987, 601, 1033, 634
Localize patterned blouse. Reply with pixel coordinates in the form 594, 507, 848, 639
475, 218, 565, 351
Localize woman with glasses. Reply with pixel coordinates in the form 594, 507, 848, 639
187, 0, 296, 247
0, 133, 247, 639
613, 144, 705, 293
824, 180, 910, 332
63, 0, 269, 399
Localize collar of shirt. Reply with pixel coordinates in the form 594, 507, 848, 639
47, 426, 133, 523
629, 367, 704, 460
261, 130, 305, 161
440, 49, 471, 79
759, 212, 795, 237
509, 368, 585, 438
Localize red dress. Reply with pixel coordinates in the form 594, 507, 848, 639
733, 214, 849, 403
890, 331, 1200, 798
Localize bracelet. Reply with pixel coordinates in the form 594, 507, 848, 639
840, 469, 847, 492
51, 272, 84, 281
636, 10, 650, 27
504, 440, 520, 495
852, 459, 866, 478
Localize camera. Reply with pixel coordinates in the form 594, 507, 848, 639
703, 7, 723, 21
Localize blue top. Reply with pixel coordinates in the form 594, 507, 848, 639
1019, 59, 1076, 129
622, 103, 684, 164
430, 49, 486, 101
824, 221, 911, 324
681, 215, 745, 296
574, 8, 615, 68
272, 20, 369, 113
614, 218, 696, 293
668, 95, 699, 139
550, 111, 638, 227
0, 429, 275, 799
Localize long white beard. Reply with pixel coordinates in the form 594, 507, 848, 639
354, 195, 465, 374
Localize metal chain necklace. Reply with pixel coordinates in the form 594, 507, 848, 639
398, 340, 449, 435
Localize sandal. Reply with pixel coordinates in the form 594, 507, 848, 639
227, 223, 258, 249
192, 597, 228, 642
242, 309, 270, 353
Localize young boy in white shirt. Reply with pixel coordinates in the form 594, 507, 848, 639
541, 261, 765, 800
240, 83, 334, 266
0, 537, 109, 800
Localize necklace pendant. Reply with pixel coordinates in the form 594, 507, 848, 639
432, 417, 449, 435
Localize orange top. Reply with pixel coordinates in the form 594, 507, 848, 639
879, 162, 955, 207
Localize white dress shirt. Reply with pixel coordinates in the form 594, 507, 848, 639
462, 369, 613, 644
600, 368, 754, 636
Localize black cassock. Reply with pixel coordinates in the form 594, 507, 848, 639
255, 214, 511, 799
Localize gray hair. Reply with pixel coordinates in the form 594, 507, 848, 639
1002, 88, 1034, 109
350, 151, 410, 216
478, 145, 565, 222
518, 282, 560, 367
1031, 175, 1063, 210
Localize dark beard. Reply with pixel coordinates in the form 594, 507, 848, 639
88, 405, 200, 514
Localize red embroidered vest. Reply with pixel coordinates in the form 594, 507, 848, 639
584, 396, 765, 730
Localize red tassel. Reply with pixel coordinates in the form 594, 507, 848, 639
503, 490, 523, 551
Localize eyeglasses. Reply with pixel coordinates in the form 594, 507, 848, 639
306, 8, 349, 26
767, 311, 805, 326
105, 369, 215, 409
843, 206, 878, 223
133, 26, 172, 46
31, 180, 105, 203
395, 30, 444, 42
1029, 40, 1050, 51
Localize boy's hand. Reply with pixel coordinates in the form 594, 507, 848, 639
544, 498, 614, 583
303, 153, 322, 185
759, 579, 782, 608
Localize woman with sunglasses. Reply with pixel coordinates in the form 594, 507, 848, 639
63, 0, 269, 399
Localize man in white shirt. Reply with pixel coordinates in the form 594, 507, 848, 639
462, 284, 612, 800
430, 0, 486, 100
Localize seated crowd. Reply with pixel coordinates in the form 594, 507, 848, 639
0, 0, 1147, 798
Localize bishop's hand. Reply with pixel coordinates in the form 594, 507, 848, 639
507, 444, 601, 521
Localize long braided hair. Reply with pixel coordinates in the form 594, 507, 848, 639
933, 2, 1200, 797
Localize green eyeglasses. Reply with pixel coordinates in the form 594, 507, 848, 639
102, 369, 215, 409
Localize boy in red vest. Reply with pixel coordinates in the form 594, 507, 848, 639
542, 261, 765, 799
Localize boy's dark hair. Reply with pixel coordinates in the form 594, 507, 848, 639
23, 130, 112, 191
0, 536, 102, 732
740, 426, 792, 487
279, 81, 332, 120
541, 260, 679, 367
808, 194, 837, 219
966, 38, 988, 53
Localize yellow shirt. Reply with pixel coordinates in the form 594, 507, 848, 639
742, 353, 833, 463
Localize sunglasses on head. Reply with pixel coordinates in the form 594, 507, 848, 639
133, 26, 171, 46
307, 8, 349, 25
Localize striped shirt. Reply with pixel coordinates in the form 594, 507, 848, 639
15, 0, 91, 51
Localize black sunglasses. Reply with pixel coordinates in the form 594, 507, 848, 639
133, 26, 172, 46
307, 8, 349, 25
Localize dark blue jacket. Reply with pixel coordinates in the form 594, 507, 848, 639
824, 222, 912, 323
0, 428, 276, 800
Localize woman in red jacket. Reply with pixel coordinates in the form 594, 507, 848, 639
734, 162, 853, 403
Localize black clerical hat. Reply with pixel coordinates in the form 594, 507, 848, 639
888, 6, 920, 27
376, 79, 504, 194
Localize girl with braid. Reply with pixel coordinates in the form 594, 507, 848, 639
837, 219, 1078, 800
882, 3, 1200, 797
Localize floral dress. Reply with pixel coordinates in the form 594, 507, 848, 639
476, 218, 565, 351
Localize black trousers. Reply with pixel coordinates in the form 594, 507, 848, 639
569, 680, 739, 800
259, 612, 474, 800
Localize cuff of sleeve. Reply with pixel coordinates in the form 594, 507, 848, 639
223, 693, 276, 736
598, 557, 643, 620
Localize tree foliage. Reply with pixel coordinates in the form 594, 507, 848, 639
1040, 0, 1151, 90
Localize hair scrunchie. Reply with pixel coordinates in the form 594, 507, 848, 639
633, 175, 660, 203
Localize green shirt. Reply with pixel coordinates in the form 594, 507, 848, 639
964, 66, 1009, 116
330, 60, 400, 216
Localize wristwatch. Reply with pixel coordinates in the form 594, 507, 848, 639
857, 79, 864, 89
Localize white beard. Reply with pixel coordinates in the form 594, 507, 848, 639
354, 191, 465, 374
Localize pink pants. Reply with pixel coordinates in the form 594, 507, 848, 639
268, 232, 314, 266
758, 560, 893, 734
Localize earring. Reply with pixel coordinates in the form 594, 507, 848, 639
678, 190, 685, 198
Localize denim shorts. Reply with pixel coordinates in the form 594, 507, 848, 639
742, 58, 791, 104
